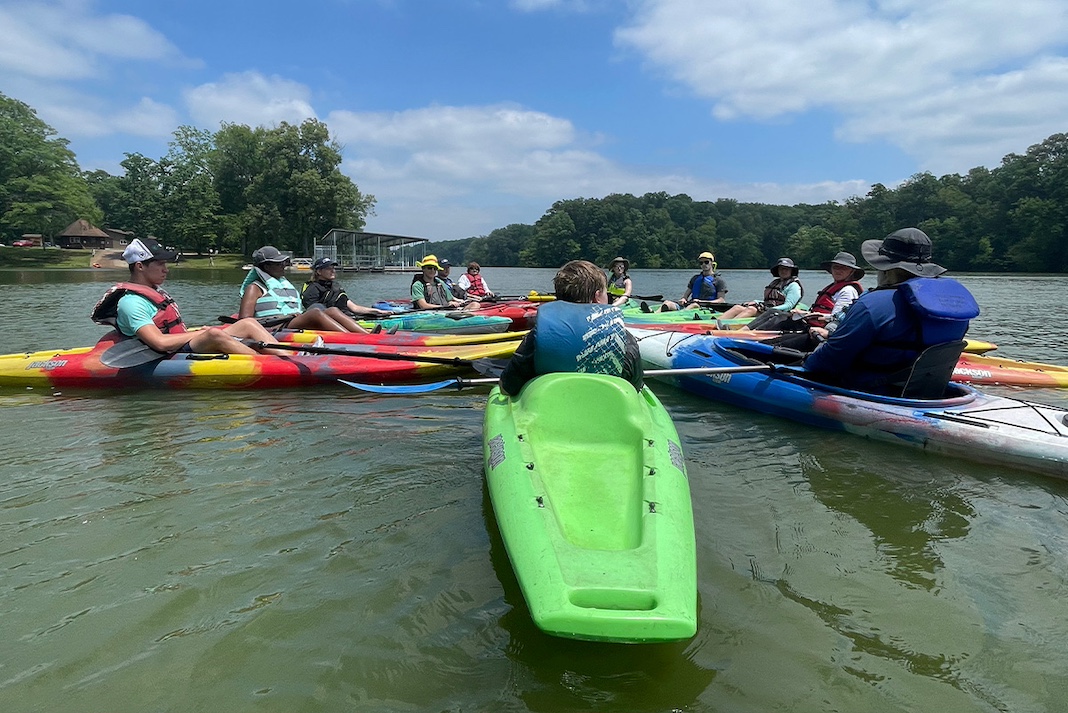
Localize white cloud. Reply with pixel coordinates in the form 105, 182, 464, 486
616, 0, 1068, 173
184, 72, 318, 129
333, 102, 868, 239
0, 0, 187, 79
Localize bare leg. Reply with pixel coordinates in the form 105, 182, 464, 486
323, 307, 370, 333
719, 305, 760, 320
287, 310, 351, 332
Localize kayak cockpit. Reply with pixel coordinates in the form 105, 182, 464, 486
710, 337, 981, 408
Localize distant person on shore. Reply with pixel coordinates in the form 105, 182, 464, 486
411, 255, 473, 310
499, 260, 642, 396
718, 257, 804, 321
239, 246, 371, 332
92, 238, 285, 355
803, 228, 979, 393
605, 257, 633, 307
658, 252, 728, 311
301, 258, 393, 319
457, 262, 496, 301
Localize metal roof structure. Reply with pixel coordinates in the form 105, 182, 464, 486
314, 229, 430, 271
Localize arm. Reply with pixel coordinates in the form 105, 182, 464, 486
680, 275, 696, 304
803, 302, 877, 376
239, 284, 263, 318
830, 285, 859, 317
344, 299, 391, 318
499, 331, 537, 396
622, 331, 644, 391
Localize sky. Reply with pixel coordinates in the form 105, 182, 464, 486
3, 0, 1068, 242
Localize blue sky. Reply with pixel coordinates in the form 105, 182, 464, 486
3, 0, 1068, 241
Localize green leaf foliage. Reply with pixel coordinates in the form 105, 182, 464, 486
0, 92, 99, 241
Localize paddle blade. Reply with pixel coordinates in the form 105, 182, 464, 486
339, 378, 464, 394
99, 338, 171, 368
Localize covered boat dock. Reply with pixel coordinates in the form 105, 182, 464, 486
313, 229, 429, 272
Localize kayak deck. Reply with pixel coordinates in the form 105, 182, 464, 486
0, 337, 518, 390
483, 373, 697, 642
631, 329, 1068, 478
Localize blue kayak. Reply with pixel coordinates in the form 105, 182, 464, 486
630, 328, 1068, 479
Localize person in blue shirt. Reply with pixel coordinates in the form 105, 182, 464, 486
499, 260, 642, 396
803, 228, 979, 393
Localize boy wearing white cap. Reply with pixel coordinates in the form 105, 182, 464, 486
92, 239, 285, 355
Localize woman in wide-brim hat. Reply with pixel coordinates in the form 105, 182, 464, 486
718, 257, 805, 322
808, 251, 865, 322
605, 256, 633, 307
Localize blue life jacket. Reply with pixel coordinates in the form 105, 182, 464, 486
690, 274, 721, 301
532, 301, 629, 378
857, 277, 979, 376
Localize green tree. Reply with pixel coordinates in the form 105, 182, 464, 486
0, 92, 99, 241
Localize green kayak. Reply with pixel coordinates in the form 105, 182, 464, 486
482, 372, 697, 643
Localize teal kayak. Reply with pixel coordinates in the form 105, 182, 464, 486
355, 311, 511, 334
482, 372, 697, 642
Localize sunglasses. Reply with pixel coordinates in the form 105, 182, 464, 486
469, 268, 479, 272
699, 260, 712, 265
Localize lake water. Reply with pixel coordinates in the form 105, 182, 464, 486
2, 266, 1068, 712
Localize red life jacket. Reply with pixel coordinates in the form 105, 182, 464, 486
91, 282, 187, 335
811, 280, 864, 314
465, 272, 489, 297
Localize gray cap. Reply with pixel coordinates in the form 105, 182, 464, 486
861, 228, 946, 277
819, 251, 865, 280
252, 246, 289, 265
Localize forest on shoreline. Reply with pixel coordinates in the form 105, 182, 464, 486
3, 91, 1067, 272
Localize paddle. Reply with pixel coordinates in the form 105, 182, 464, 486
242, 340, 485, 366
99, 338, 174, 368
340, 364, 775, 394
100, 336, 497, 369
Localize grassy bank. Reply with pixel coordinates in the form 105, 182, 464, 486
0, 248, 246, 270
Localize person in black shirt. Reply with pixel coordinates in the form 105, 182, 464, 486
300, 258, 393, 319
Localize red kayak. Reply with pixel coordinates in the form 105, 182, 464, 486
468, 300, 539, 330
275, 329, 527, 347
0, 333, 519, 390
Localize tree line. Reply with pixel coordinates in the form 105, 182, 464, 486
2, 91, 1067, 271
438, 132, 1068, 273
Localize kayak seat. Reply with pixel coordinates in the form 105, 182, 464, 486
894, 339, 967, 399
518, 374, 645, 551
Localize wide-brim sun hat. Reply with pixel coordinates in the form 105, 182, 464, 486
819, 251, 865, 281
417, 254, 442, 270
252, 245, 290, 265
861, 228, 946, 277
770, 257, 799, 276
606, 256, 630, 270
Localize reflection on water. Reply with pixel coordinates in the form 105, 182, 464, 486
2, 270, 1068, 711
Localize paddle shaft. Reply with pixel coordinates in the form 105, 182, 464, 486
245, 340, 476, 366
340, 363, 777, 394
